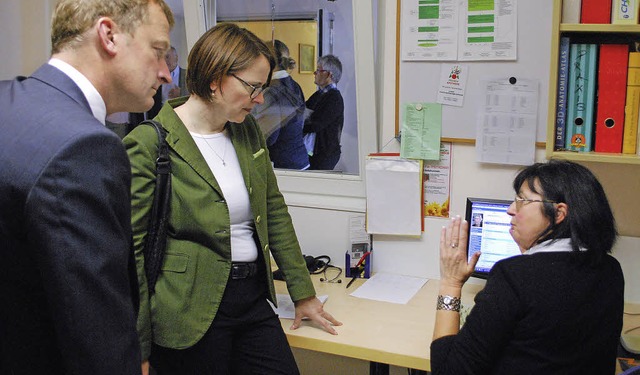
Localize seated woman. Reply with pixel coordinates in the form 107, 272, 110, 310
431, 160, 624, 375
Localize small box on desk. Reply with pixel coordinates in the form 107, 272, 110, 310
345, 243, 371, 279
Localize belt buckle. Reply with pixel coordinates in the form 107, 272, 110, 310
231, 263, 251, 279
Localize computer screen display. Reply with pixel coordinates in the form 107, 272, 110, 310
465, 198, 521, 279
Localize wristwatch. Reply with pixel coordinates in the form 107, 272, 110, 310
437, 295, 461, 312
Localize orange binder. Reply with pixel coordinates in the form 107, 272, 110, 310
594, 44, 629, 153
581, 0, 612, 23
623, 52, 640, 154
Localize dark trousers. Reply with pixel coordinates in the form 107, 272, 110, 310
309, 151, 341, 170
149, 267, 299, 375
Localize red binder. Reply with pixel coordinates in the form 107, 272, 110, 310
595, 44, 629, 153
581, 0, 612, 23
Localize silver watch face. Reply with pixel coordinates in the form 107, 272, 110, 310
443, 296, 453, 304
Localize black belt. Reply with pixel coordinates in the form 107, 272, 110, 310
230, 262, 259, 279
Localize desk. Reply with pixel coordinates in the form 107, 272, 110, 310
277, 275, 640, 375
275, 276, 483, 374
618, 303, 640, 374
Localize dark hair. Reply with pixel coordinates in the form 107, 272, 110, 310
273, 40, 295, 71
512, 160, 617, 262
186, 23, 275, 101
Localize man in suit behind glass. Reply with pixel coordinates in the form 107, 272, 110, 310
162, 45, 189, 103
0, 1, 174, 374
130, 46, 188, 128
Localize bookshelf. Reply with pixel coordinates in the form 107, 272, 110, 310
546, 1, 640, 165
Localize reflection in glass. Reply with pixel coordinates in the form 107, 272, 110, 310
214, 0, 359, 174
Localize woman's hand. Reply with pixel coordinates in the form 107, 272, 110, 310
141, 360, 150, 375
292, 296, 342, 335
439, 216, 480, 290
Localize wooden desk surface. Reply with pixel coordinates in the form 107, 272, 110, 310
276, 276, 483, 371
619, 303, 640, 374
277, 275, 640, 372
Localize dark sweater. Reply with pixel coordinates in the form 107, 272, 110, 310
431, 251, 624, 375
303, 87, 344, 170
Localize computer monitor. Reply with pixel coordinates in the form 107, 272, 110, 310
465, 198, 521, 279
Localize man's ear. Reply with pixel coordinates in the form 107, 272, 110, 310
97, 17, 118, 56
555, 202, 568, 224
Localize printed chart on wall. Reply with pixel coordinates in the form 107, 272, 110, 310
400, 0, 517, 62
476, 77, 539, 165
401, 0, 459, 60
424, 143, 452, 218
458, 0, 517, 61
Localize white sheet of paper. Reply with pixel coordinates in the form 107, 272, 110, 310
269, 294, 329, 320
365, 156, 422, 236
350, 273, 428, 304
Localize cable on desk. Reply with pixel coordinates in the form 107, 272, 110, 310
624, 326, 640, 335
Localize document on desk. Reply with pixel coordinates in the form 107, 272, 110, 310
350, 273, 428, 304
269, 294, 329, 319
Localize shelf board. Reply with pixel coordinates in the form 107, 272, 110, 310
546, 150, 640, 165
560, 24, 640, 33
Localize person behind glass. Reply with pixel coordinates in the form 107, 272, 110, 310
162, 45, 188, 103
252, 40, 309, 170
303, 54, 344, 170
124, 23, 342, 375
0, 0, 174, 374
431, 160, 624, 375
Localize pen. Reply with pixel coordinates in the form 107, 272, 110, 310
355, 251, 371, 267
347, 252, 371, 288
346, 275, 358, 289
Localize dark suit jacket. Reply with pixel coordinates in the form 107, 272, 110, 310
0, 64, 141, 374
252, 75, 309, 169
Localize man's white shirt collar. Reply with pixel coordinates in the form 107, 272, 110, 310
48, 58, 106, 125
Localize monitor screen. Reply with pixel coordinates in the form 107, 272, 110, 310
465, 198, 521, 279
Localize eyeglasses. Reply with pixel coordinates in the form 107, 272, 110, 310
231, 74, 267, 99
514, 196, 557, 211
313, 69, 328, 75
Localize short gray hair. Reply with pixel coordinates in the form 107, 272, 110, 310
318, 54, 342, 84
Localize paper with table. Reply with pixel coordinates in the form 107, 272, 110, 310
350, 273, 428, 304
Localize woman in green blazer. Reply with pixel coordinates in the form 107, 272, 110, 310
124, 24, 341, 375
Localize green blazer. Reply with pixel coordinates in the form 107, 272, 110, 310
124, 97, 315, 360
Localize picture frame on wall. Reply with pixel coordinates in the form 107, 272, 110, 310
299, 43, 315, 74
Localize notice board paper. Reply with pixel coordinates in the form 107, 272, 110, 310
365, 155, 423, 236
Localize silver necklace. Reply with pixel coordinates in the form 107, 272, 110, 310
203, 136, 227, 166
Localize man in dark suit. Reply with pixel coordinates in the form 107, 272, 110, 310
162, 45, 189, 103
0, 1, 174, 374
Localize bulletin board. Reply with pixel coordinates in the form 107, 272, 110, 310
395, 0, 554, 145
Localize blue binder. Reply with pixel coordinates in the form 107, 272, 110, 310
555, 37, 570, 150
565, 43, 598, 152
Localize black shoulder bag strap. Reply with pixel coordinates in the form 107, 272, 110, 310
140, 120, 171, 295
